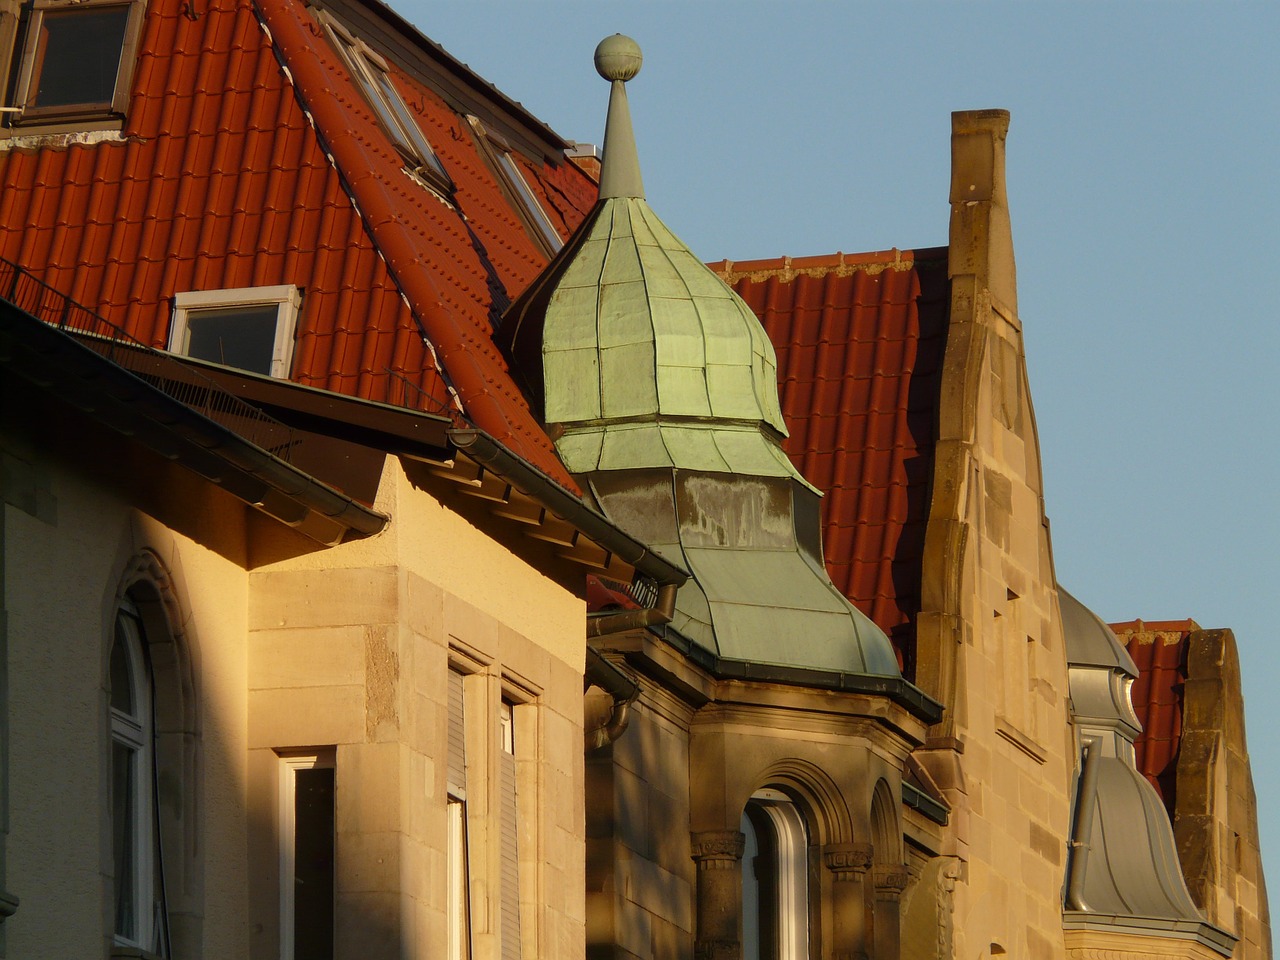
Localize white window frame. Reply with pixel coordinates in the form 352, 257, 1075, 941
447, 797, 470, 960
111, 600, 157, 953
169, 285, 301, 378
6, 0, 145, 127
278, 751, 335, 960
467, 115, 563, 256
742, 789, 809, 960
322, 15, 453, 196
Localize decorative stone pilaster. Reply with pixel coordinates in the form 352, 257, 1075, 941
825, 843, 874, 960
872, 864, 910, 960
692, 830, 746, 960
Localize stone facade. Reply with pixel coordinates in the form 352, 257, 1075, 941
1112, 622, 1272, 960
2, 373, 596, 959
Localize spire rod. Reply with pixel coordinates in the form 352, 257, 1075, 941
594, 35, 645, 200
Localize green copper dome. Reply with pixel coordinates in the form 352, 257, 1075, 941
498, 36, 901, 681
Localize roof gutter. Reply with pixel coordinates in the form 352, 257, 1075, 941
447, 427, 688, 587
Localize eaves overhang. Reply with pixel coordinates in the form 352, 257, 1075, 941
436, 427, 689, 588
0, 300, 386, 545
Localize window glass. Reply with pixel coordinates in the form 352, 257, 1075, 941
112, 740, 137, 938
110, 624, 134, 714
323, 17, 452, 194
28, 6, 130, 110
293, 767, 335, 959
496, 152, 562, 253
183, 304, 281, 374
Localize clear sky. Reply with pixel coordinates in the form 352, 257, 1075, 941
405, 0, 1279, 920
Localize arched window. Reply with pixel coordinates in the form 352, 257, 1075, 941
110, 599, 169, 956
741, 789, 809, 960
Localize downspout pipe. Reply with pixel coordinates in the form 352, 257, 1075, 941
1066, 735, 1102, 911
587, 581, 678, 639
585, 647, 640, 750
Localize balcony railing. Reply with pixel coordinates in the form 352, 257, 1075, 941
0, 257, 297, 462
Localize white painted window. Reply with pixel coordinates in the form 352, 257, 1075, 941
741, 790, 809, 960
323, 16, 452, 196
110, 601, 168, 955
278, 752, 335, 960
169, 285, 300, 377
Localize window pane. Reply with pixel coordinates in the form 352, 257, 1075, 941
113, 741, 136, 940
30, 7, 130, 109
294, 767, 335, 959
110, 625, 134, 715
185, 305, 279, 374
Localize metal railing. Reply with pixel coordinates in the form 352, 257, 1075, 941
0, 257, 298, 462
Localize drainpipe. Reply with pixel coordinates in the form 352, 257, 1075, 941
586, 580, 678, 639
1065, 735, 1101, 911
584, 646, 640, 750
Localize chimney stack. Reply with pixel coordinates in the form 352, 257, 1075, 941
949, 109, 1017, 314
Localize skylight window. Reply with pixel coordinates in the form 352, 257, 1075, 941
323, 17, 453, 196
169, 286, 301, 378
6, 0, 144, 125
469, 116, 564, 256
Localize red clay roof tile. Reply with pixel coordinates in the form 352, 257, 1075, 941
1111, 619, 1197, 818
717, 249, 950, 676
0, 0, 599, 490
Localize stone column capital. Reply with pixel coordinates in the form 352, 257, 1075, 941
691, 830, 745, 869
872, 863, 910, 901
823, 842, 874, 880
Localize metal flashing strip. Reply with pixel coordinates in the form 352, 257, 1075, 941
901, 782, 949, 825
650, 623, 943, 724
1061, 911, 1237, 957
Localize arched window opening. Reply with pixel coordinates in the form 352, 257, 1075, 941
742, 789, 809, 960
110, 599, 170, 957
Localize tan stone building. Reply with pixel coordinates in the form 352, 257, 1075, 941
0, 2, 1268, 958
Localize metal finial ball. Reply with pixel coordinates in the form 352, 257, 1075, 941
594, 34, 642, 82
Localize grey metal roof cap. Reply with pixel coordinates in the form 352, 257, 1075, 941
1060, 586, 1139, 676
1067, 755, 1231, 953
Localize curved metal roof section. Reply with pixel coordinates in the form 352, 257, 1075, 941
1061, 586, 1139, 676
716, 251, 950, 677
1062, 591, 1229, 953
499, 37, 795, 486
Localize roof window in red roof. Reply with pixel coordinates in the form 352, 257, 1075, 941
322, 14, 454, 198
468, 116, 564, 257
6, 0, 145, 129
170, 285, 302, 377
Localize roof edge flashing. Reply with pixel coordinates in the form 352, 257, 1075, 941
1062, 910, 1237, 957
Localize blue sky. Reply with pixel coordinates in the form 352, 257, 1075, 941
407, 0, 1280, 919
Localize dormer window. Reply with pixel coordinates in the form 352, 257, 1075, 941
6, 0, 144, 126
469, 116, 563, 256
322, 16, 453, 196
169, 286, 301, 378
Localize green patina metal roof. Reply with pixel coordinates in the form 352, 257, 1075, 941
541, 197, 789, 437
497, 36, 903, 683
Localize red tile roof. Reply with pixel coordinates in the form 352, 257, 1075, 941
1110, 618, 1197, 818
0, 0, 595, 486
713, 249, 950, 676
